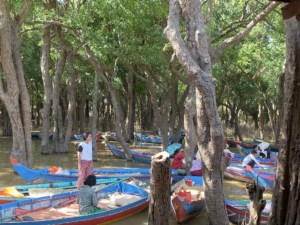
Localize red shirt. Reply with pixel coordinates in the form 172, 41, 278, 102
171, 152, 185, 169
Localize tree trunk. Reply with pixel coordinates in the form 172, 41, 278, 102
40, 25, 52, 154
274, 72, 284, 144
245, 182, 266, 225
258, 103, 264, 138
91, 68, 100, 161
233, 108, 243, 141
148, 151, 171, 225
79, 82, 87, 133
164, 1, 229, 224
125, 69, 134, 142
0, 0, 33, 166
269, 17, 300, 225
184, 85, 198, 173
1, 104, 12, 136
52, 40, 66, 153
63, 47, 77, 152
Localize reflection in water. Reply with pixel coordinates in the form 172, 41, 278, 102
0, 137, 271, 225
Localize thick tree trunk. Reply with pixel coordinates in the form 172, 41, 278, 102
148, 151, 171, 225
63, 48, 77, 152
52, 44, 66, 153
274, 72, 284, 144
0, 0, 33, 166
40, 25, 52, 154
141, 93, 153, 131
1, 104, 12, 136
184, 85, 198, 173
165, 1, 229, 224
269, 17, 300, 225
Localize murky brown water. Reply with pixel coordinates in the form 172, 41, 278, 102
0, 137, 271, 224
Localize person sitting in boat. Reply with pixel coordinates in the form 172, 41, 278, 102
242, 150, 262, 169
255, 142, 270, 159
77, 175, 104, 215
171, 148, 186, 175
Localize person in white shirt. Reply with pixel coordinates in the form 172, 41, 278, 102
242, 150, 262, 169
255, 142, 270, 158
77, 131, 93, 189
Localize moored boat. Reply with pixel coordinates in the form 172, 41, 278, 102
10, 158, 181, 183
224, 164, 275, 185
0, 177, 127, 197
248, 171, 274, 193
107, 143, 154, 164
171, 176, 205, 224
226, 200, 270, 224
0, 181, 149, 224
224, 149, 277, 167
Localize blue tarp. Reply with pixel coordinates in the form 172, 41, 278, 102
165, 143, 182, 155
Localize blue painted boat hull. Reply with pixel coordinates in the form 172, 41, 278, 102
0, 182, 149, 225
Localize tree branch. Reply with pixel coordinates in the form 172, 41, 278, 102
16, 0, 33, 25
211, 2, 280, 62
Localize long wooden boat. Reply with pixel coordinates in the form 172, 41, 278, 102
238, 145, 278, 160
0, 181, 149, 224
224, 164, 275, 184
171, 176, 205, 224
107, 143, 154, 164
248, 171, 274, 193
0, 177, 128, 198
10, 158, 180, 183
224, 149, 277, 167
226, 200, 270, 224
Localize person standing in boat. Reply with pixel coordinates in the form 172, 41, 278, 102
242, 150, 262, 169
77, 131, 93, 189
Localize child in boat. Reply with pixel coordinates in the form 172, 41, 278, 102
77, 175, 104, 215
171, 148, 186, 175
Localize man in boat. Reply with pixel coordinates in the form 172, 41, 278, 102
77, 131, 93, 189
255, 142, 271, 159
242, 150, 262, 169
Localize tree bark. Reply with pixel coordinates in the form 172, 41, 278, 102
63, 45, 77, 153
51, 31, 66, 153
184, 85, 198, 173
164, 1, 229, 224
148, 151, 171, 225
40, 25, 52, 154
1, 104, 12, 136
91, 65, 100, 161
124, 68, 134, 142
245, 182, 266, 225
0, 0, 33, 166
269, 16, 300, 225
